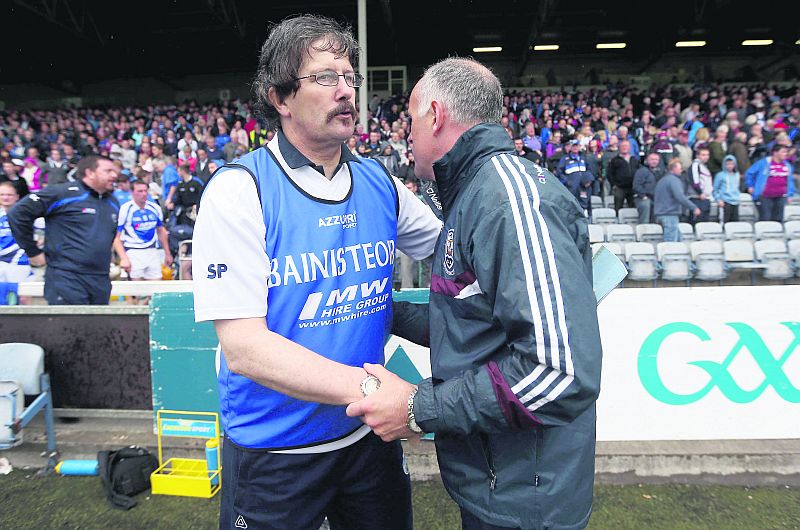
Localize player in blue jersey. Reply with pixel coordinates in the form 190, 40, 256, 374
192, 15, 441, 530
113, 180, 172, 281
0, 181, 34, 284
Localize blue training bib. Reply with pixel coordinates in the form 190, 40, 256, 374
217, 147, 397, 449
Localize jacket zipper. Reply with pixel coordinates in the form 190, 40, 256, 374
533, 428, 543, 488
479, 433, 496, 490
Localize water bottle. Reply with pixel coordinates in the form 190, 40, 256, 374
205, 439, 219, 485
55, 460, 99, 476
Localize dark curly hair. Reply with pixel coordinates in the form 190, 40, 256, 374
252, 15, 359, 131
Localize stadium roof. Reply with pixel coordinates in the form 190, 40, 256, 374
2, 0, 797, 87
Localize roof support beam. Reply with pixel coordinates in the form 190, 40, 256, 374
204, 0, 245, 38
12, 0, 104, 45
516, 0, 559, 80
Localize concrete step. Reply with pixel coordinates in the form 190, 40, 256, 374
2, 410, 798, 486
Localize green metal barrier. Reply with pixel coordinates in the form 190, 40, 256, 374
150, 292, 219, 415
149, 290, 430, 419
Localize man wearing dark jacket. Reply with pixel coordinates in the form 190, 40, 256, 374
8, 155, 120, 304
633, 152, 661, 224
1, 160, 30, 198
348, 58, 603, 530
194, 148, 213, 184
607, 139, 640, 211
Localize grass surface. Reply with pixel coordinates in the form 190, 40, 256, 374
1, 471, 798, 529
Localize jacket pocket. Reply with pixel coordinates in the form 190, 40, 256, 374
478, 433, 497, 491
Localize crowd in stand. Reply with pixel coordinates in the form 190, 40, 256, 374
1, 82, 799, 291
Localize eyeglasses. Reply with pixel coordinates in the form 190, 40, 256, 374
295, 70, 364, 88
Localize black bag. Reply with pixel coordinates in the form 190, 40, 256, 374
98, 446, 159, 510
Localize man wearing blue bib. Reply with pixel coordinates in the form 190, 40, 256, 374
191, 15, 441, 530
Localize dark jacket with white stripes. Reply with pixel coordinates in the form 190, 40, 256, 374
413, 123, 602, 530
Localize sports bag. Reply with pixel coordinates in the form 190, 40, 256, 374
97, 446, 159, 510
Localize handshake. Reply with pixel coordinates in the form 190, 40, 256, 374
346, 363, 422, 442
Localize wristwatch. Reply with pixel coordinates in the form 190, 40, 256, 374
360, 375, 381, 396
406, 388, 423, 434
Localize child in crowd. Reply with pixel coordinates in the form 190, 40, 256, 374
713, 155, 741, 223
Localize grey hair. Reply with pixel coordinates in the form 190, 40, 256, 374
414, 57, 503, 126
252, 15, 359, 130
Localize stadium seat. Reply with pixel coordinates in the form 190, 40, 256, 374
723, 240, 766, 283
592, 208, 616, 225
754, 239, 794, 280
785, 221, 800, 240
605, 224, 635, 244
624, 242, 658, 282
588, 224, 605, 244
788, 196, 800, 206
617, 207, 638, 225
739, 192, 754, 203
590, 196, 603, 210
678, 223, 696, 242
723, 221, 754, 240
738, 201, 757, 223
602, 196, 614, 209
695, 222, 725, 241
709, 201, 719, 219
753, 221, 784, 240
0, 343, 57, 470
784, 205, 800, 223
788, 240, 800, 278
177, 239, 193, 280
656, 242, 692, 282
601, 242, 625, 262
635, 223, 663, 243
690, 241, 726, 281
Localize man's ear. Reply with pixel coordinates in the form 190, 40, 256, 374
268, 86, 291, 119
430, 100, 446, 136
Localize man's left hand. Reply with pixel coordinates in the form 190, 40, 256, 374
346, 363, 418, 442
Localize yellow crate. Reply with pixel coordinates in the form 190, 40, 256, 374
151, 457, 221, 498
151, 410, 221, 498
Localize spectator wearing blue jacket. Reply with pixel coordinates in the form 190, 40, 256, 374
617, 125, 640, 160
556, 140, 594, 211
745, 144, 795, 222
713, 155, 741, 223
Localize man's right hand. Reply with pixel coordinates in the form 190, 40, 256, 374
119, 256, 132, 273
29, 254, 46, 267
693, 208, 702, 217
748, 187, 754, 194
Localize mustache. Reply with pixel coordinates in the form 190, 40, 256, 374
326, 102, 357, 122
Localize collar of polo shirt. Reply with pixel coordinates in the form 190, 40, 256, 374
277, 129, 361, 177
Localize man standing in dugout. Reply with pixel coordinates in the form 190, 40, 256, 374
191, 15, 441, 530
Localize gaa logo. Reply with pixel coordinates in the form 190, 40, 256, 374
638, 322, 800, 405
443, 228, 455, 276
